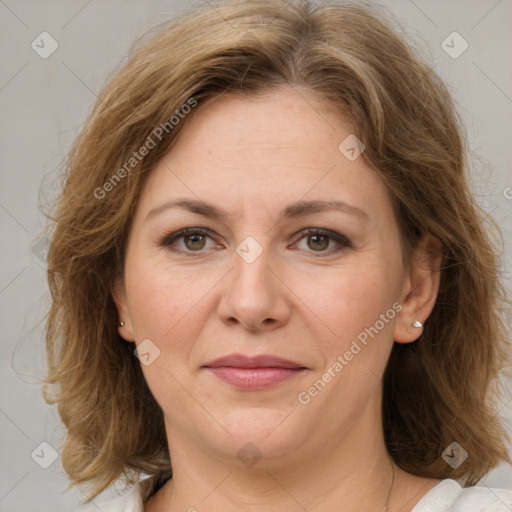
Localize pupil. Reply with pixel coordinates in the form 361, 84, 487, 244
186, 234, 205, 250
309, 234, 328, 251
183, 234, 329, 251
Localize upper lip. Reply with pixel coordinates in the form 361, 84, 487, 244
203, 354, 306, 369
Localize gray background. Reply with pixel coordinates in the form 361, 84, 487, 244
1, 1, 511, 510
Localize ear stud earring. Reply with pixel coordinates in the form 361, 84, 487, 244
412, 320, 423, 328
119, 321, 125, 327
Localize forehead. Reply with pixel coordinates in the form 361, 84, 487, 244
136, 87, 394, 226
170, 87, 349, 158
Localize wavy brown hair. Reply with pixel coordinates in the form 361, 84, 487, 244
43, 0, 511, 500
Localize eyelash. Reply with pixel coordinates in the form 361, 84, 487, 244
160, 227, 352, 256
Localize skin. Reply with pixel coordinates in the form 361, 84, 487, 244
113, 86, 443, 511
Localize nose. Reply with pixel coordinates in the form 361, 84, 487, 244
217, 244, 291, 333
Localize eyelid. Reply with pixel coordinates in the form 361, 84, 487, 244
160, 227, 218, 249
293, 228, 352, 250
160, 226, 352, 255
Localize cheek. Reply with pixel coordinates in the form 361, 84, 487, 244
125, 248, 214, 341
127, 248, 398, 351
299, 262, 399, 408
298, 267, 398, 410
298, 261, 396, 345
124, 257, 211, 408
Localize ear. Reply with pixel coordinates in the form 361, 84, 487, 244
394, 233, 442, 344
111, 275, 135, 342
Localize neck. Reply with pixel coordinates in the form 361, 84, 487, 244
148, 400, 430, 511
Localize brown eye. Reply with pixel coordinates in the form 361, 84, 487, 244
161, 227, 350, 257
184, 233, 207, 251
307, 233, 330, 251
294, 228, 352, 256
161, 228, 216, 254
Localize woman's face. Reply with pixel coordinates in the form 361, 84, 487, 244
114, 87, 427, 466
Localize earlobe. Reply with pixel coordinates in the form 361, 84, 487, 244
111, 275, 136, 342
394, 234, 442, 344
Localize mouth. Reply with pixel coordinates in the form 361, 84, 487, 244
203, 354, 307, 390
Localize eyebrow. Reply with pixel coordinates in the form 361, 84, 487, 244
146, 198, 368, 223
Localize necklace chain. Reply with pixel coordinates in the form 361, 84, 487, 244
384, 461, 396, 511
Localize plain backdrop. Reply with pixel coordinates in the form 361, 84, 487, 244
1, 1, 511, 510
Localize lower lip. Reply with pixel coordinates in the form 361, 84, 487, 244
206, 367, 304, 389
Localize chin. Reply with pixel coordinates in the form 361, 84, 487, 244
203, 407, 310, 465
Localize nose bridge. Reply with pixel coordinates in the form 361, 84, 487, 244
218, 234, 290, 331
232, 235, 275, 305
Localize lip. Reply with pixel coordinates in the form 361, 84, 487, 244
203, 354, 307, 390
204, 354, 305, 369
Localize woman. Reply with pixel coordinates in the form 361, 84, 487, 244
43, 0, 512, 510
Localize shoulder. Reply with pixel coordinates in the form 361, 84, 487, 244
76, 473, 166, 512
76, 485, 143, 512
413, 479, 512, 511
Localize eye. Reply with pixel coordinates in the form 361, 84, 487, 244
292, 228, 352, 255
160, 227, 351, 256
160, 228, 218, 253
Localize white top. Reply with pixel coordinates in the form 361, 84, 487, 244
78, 476, 512, 511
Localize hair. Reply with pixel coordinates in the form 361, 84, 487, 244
43, 0, 511, 501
